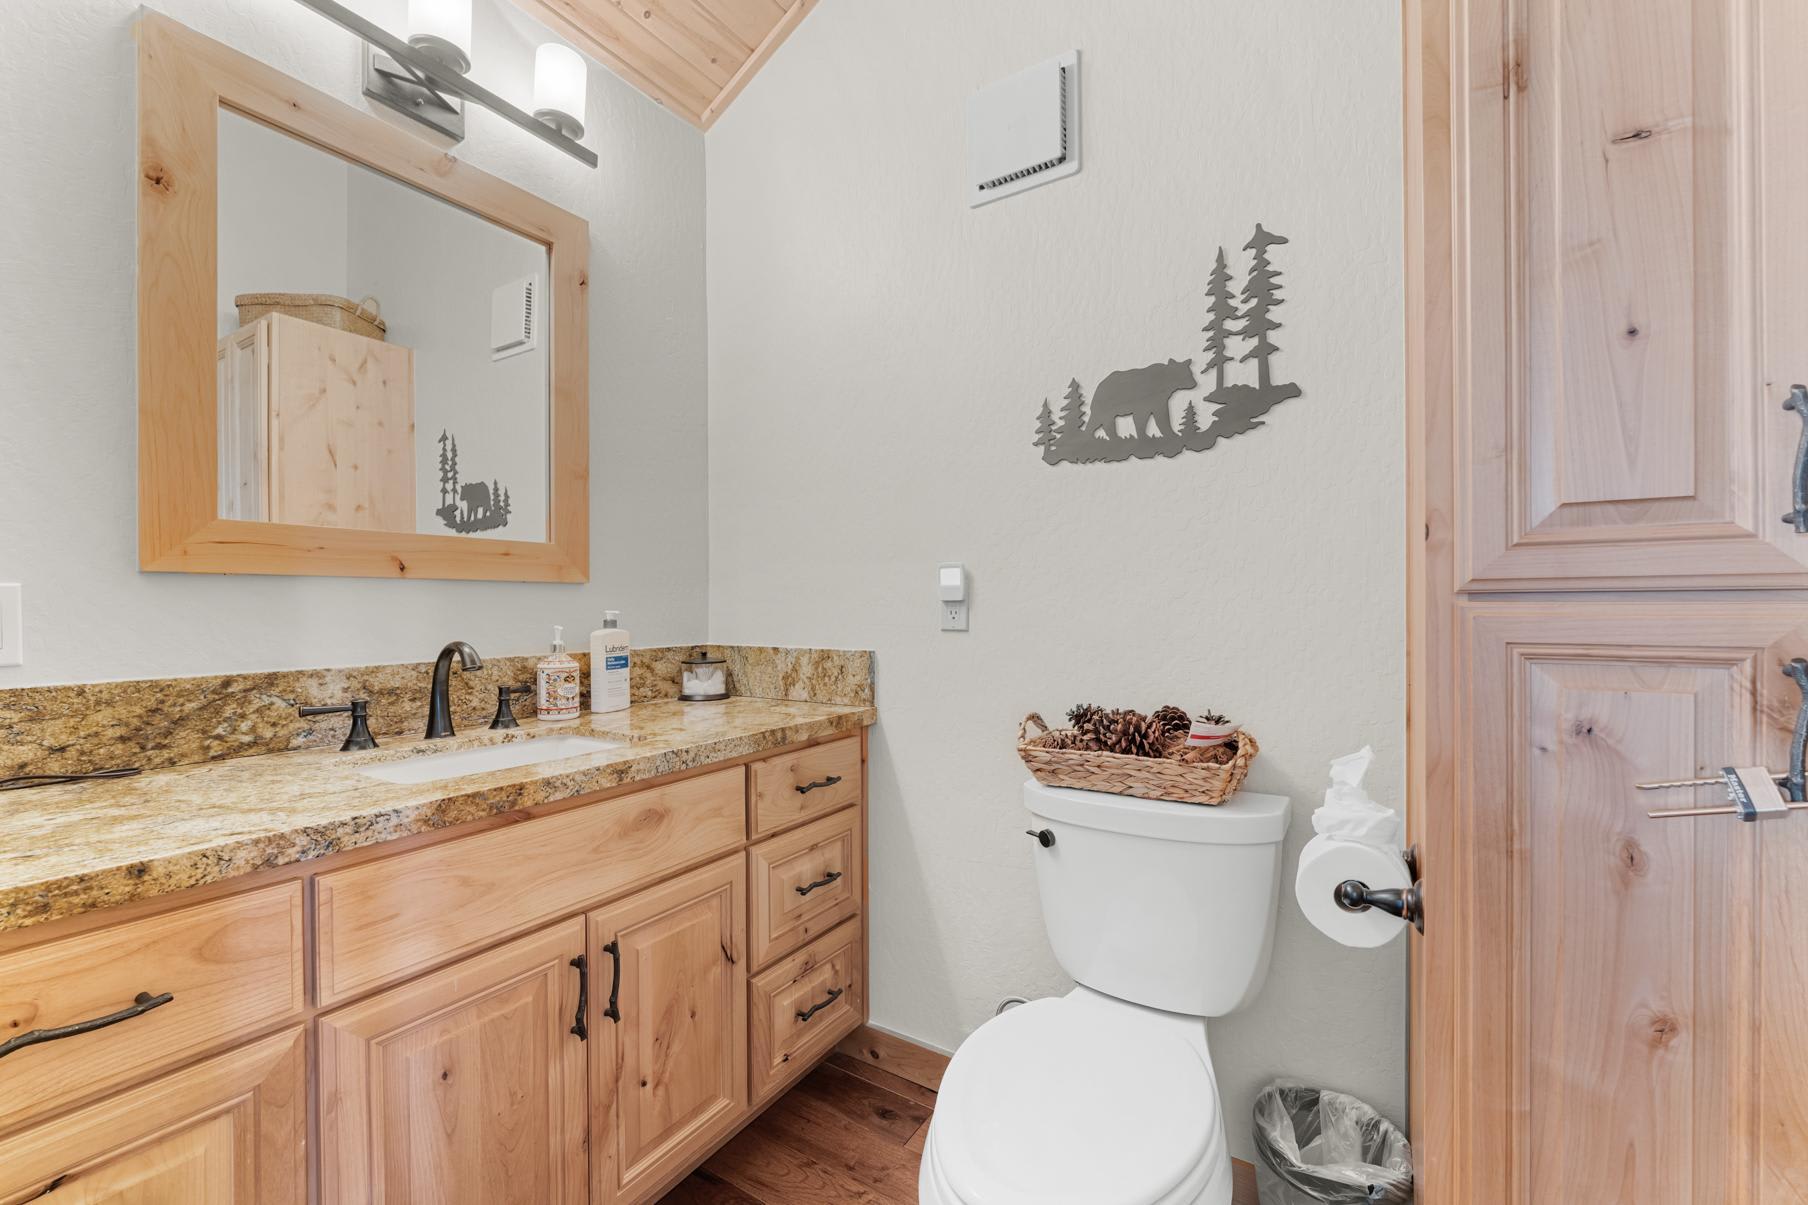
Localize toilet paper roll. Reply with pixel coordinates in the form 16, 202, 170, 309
1295, 834, 1411, 948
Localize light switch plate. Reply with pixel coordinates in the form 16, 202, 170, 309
0, 584, 21, 667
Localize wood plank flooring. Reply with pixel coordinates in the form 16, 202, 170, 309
659, 1053, 931, 1205
658, 1042, 1260, 1204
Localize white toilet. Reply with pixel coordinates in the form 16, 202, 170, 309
918, 779, 1291, 1205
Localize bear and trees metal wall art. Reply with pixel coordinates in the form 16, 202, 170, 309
1033, 224, 1301, 465
435, 429, 513, 534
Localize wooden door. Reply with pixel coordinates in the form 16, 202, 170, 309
1408, 0, 1808, 1201
316, 918, 588, 1205
0, 1027, 306, 1205
588, 855, 747, 1205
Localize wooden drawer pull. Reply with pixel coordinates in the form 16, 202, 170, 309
795, 775, 842, 795
0, 991, 173, 1061
602, 940, 622, 1023
795, 986, 843, 1024
795, 870, 844, 897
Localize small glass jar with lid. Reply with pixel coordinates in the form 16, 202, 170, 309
679, 649, 729, 701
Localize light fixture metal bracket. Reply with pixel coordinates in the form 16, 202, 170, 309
292, 0, 598, 168
364, 45, 466, 143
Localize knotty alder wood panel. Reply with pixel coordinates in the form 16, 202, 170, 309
507, 0, 816, 129
589, 855, 748, 1205
749, 918, 863, 1105
748, 804, 860, 968
0, 1027, 307, 1205
1460, 602, 1808, 1203
0, 881, 303, 1135
317, 919, 589, 1205
750, 736, 862, 836
1457, 0, 1808, 587
314, 766, 744, 1005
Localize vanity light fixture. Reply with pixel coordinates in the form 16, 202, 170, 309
290, 0, 598, 168
532, 43, 587, 141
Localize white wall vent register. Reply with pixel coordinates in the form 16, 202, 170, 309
966, 50, 1080, 208
490, 274, 538, 361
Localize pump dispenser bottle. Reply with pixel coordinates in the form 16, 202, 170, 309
536, 626, 581, 722
591, 611, 631, 713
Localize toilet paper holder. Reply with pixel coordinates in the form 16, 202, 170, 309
1333, 845, 1423, 934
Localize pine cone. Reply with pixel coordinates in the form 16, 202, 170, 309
1066, 703, 1106, 731
1102, 711, 1173, 759
1151, 705, 1193, 739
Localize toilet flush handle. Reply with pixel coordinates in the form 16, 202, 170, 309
1025, 828, 1055, 848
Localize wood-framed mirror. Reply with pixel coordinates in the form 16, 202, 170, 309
137, 13, 589, 582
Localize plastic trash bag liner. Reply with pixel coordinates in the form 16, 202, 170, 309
1252, 1081, 1413, 1205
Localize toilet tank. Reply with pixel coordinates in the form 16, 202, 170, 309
1024, 780, 1291, 1017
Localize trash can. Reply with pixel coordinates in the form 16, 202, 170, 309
1251, 1081, 1413, 1205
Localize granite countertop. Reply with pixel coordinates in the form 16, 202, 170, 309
0, 697, 874, 935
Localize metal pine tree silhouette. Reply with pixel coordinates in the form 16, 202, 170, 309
1238, 224, 1287, 392
1033, 399, 1058, 463
433, 429, 515, 534
1202, 247, 1237, 397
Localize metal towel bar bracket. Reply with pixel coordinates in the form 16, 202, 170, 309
1640, 658, 1808, 819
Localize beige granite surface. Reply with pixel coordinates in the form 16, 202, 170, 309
0, 697, 874, 935
0, 646, 874, 778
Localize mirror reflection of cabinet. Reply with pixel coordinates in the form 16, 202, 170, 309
215, 314, 414, 529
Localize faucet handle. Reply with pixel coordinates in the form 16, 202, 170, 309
298, 699, 379, 752
490, 685, 534, 731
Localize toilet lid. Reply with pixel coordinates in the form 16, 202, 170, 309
934, 1000, 1219, 1205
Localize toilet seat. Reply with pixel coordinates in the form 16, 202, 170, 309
925, 996, 1226, 1205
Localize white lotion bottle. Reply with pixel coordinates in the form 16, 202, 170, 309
590, 611, 631, 713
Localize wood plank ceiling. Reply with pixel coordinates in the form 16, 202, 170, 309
508, 0, 817, 129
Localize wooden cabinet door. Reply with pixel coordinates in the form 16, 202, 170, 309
317, 918, 588, 1205
1454, 0, 1808, 588
588, 855, 747, 1205
0, 1027, 305, 1205
1454, 603, 1808, 1203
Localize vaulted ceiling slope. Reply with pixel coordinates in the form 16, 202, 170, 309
510, 0, 816, 129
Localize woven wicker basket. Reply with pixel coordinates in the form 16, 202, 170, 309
1017, 712, 1258, 806
235, 293, 387, 341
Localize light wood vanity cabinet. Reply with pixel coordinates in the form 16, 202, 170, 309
0, 733, 867, 1205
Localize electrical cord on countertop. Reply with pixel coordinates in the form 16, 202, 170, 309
0, 767, 143, 791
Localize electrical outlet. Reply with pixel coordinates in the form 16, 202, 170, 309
0, 584, 21, 667
941, 600, 969, 632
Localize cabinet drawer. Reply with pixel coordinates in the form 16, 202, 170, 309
749, 917, 864, 1104
749, 806, 861, 969
316, 767, 745, 1006
750, 737, 862, 836
0, 882, 304, 1135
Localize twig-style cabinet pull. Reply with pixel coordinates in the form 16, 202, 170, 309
795, 775, 842, 795
601, 940, 622, 1023
0, 991, 173, 1060
1783, 385, 1808, 533
795, 986, 843, 1024
568, 956, 589, 1041
795, 871, 843, 897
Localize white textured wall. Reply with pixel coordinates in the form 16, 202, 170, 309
0, 0, 708, 685
706, 0, 1408, 1154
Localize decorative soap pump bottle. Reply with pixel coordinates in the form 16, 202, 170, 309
536, 626, 581, 723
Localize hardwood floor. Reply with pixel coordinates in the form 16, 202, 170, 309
658, 1052, 932, 1205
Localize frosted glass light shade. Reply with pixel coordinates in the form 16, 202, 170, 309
533, 43, 587, 140
407, 0, 472, 71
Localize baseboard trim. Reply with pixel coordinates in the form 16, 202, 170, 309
835, 1023, 1259, 1205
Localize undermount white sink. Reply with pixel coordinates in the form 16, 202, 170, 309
360, 735, 624, 785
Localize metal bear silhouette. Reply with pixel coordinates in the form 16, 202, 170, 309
435, 430, 512, 534
1085, 358, 1198, 441
1033, 224, 1301, 465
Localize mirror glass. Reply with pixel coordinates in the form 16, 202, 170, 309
215, 108, 551, 542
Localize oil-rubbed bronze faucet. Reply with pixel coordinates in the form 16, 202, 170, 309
426, 641, 483, 739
